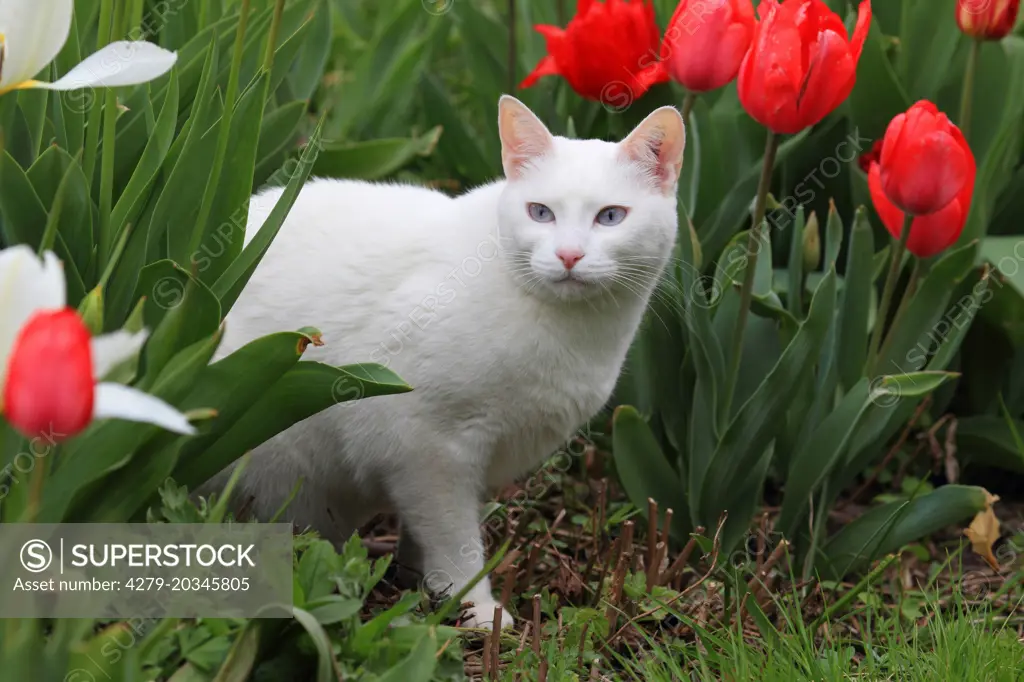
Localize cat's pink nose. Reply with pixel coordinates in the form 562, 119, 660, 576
556, 248, 585, 270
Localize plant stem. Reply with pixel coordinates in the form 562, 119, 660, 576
722, 131, 780, 422
129, 0, 144, 35
98, 0, 126, 268
876, 257, 923, 366
508, 0, 517, 94
959, 38, 981, 141
896, 0, 911, 79
264, 0, 285, 71
867, 213, 913, 374
681, 91, 696, 123
82, 0, 114, 188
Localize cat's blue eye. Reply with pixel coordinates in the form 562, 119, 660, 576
527, 202, 555, 223
596, 206, 628, 226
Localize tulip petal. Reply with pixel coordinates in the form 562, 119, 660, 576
821, 0, 872, 117
871, 159, 967, 259
950, 122, 978, 215
94, 382, 196, 435
879, 111, 906, 171
91, 329, 149, 379
635, 61, 670, 91
712, 19, 757, 88
3, 308, 94, 439
849, 0, 873, 61
884, 130, 969, 216
0, 248, 65, 387
868, 162, 905, 237
520, 55, 560, 89
36, 41, 177, 90
906, 199, 966, 259
739, 0, 805, 133
664, 0, 755, 93
796, 27, 855, 129
0, 0, 73, 91
534, 24, 566, 43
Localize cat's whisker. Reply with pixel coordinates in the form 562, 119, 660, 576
616, 269, 678, 296
596, 280, 620, 310
609, 272, 681, 314
607, 274, 651, 303
616, 290, 676, 334
615, 268, 684, 297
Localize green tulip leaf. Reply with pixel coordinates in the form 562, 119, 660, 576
213, 115, 326, 313
957, 415, 1024, 473
699, 270, 837, 525
817, 484, 991, 579
172, 360, 410, 491
836, 208, 875, 391
313, 126, 443, 181
612, 405, 690, 542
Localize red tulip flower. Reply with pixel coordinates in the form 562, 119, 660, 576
866, 101, 976, 258
661, 0, 756, 93
867, 159, 973, 258
738, 0, 872, 135
520, 0, 669, 104
956, 0, 1020, 40
4, 309, 96, 437
879, 101, 974, 217
0, 246, 196, 440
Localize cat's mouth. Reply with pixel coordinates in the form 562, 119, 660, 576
553, 272, 590, 286
528, 269, 602, 301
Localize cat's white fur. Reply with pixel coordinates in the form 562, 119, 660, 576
207, 97, 684, 627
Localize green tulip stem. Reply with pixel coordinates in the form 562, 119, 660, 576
82, 0, 114, 193
959, 38, 981, 141
264, 0, 285, 72
876, 256, 923, 368
508, 0, 517, 94
681, 92, 697, 123
98, 0, 127, 267
129, 0, 144, 34
867, 213, 913, 374
723, 130, 779, 424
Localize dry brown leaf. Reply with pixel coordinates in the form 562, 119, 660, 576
963, 490, 1001, 571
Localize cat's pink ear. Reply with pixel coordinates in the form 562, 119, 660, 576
620, 107, 686, 195
498, 95, 554, 180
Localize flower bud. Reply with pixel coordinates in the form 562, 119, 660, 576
802, 212, 821, 273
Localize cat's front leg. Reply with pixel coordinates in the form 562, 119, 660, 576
388, 455, 511, 629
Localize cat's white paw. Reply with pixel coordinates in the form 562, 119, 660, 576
460, 599, 514, 630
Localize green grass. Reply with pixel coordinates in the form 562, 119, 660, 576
464, 575, 1024, 681
484, 572, 1024, 680
621, 599, 1024, 681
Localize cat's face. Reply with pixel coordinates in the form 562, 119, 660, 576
496, 97, 685, 304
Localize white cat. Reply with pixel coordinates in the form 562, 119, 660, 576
209, 96, 685, 627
